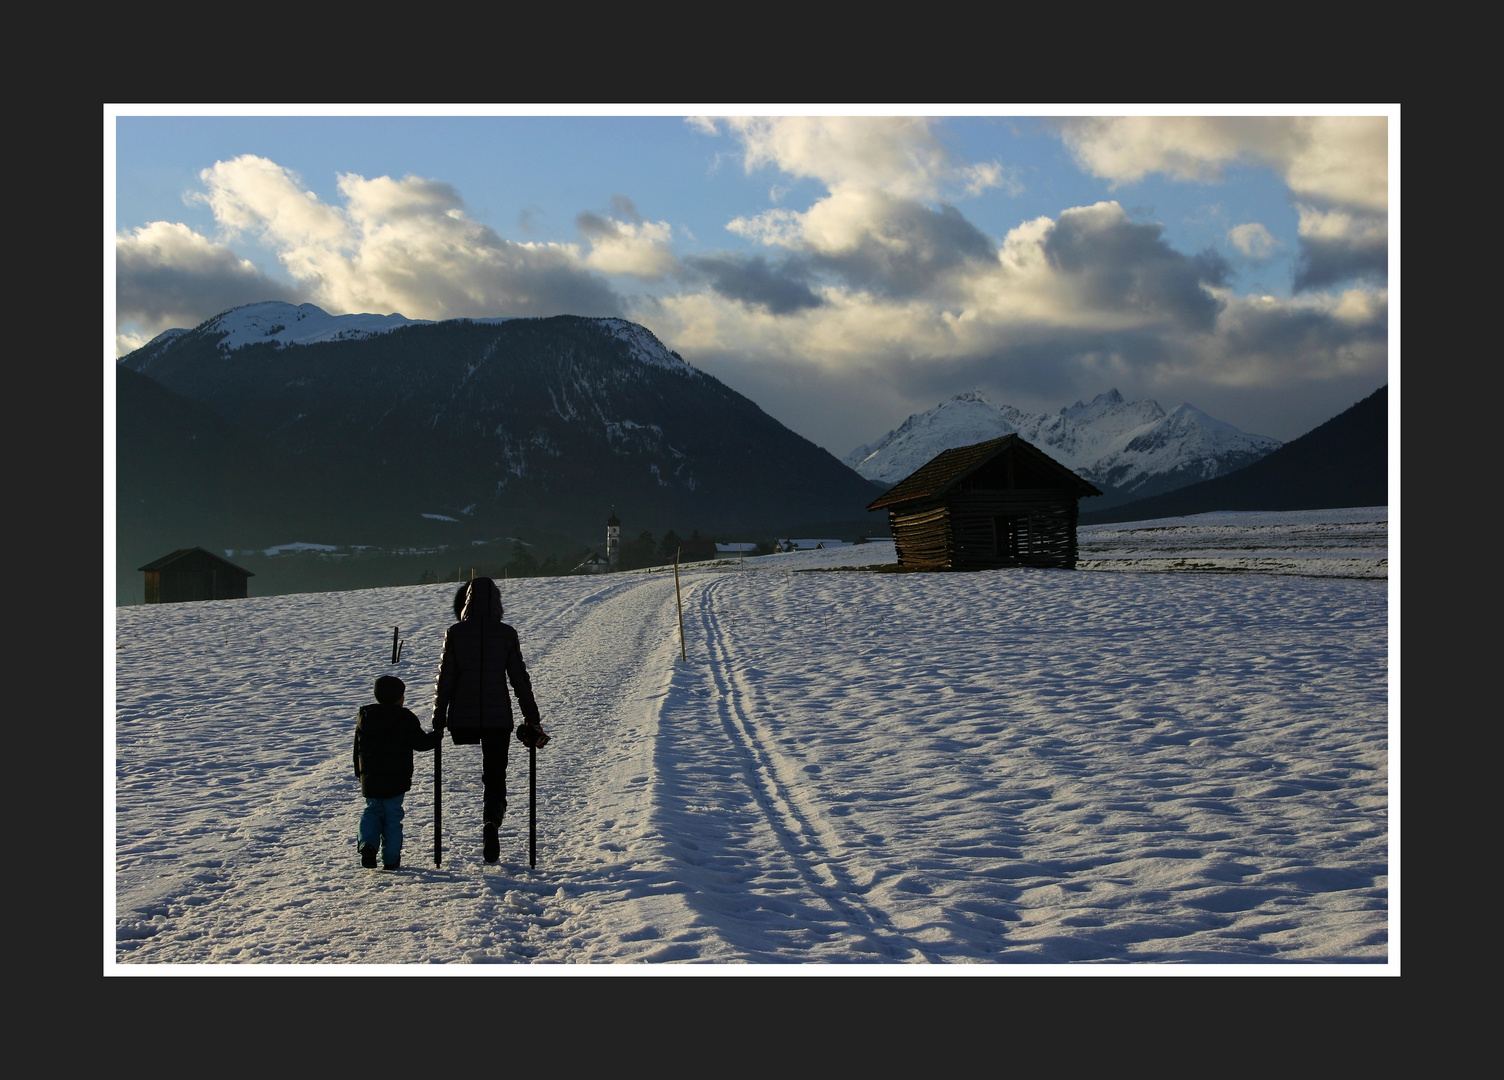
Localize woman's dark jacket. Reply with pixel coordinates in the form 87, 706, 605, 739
431, 578, 542, 744
353, 704, 441, 798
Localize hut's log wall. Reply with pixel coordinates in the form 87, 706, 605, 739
161, 569, 217, 603
950, 491, 1080, 569
888, 504, 952, 568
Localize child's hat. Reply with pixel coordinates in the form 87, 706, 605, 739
374, 675, 406, 704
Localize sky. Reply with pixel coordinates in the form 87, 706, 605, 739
108, 107, 1395, 458
112, 508, 1391, 968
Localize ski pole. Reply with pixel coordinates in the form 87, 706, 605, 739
434, 733, 443, 867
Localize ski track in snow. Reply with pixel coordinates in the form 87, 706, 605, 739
113, 514, 1390, 967
655, 575, 935, 961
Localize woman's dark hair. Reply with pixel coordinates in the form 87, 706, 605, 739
454, 580, 502, 621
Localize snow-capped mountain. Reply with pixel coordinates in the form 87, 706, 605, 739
846, 389, 1281, 505
118, 303, 877, 567
127, 301, 517, 366
128, 302, 423, 367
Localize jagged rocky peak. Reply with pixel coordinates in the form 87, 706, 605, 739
1164, 402, 1240, 433
951, 388, 993, 405
1061, 388, 1124, 418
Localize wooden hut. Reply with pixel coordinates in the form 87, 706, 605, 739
868, 435, 1102, 570
138, 547, 254, 603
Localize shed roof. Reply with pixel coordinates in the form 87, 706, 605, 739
867, 434, 1102, 511
138, 547, 255, 576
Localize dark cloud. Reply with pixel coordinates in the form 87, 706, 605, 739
1044, 209, 1226, 332
1294, 234, 1388, 292
503, 265, 623, 318
684, 254, 823, 315
574, 211, 619, 240
117, 228, 302, 330
1219, 294, 1387, 361
1191, 248, 1232, 288
610, 194, 643, 223
396, 258, 621, 319
812, 202, 996, 299
577, 197, 647, 238
904, 327, 1178, 409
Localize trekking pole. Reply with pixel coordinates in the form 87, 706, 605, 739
434, 734, 443, 867
529, 737, 537, 868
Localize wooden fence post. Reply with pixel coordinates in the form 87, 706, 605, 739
674, 548, 686, 661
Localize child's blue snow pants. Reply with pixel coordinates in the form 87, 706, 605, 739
359, 795, 406, 864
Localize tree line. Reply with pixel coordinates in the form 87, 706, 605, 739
418, 530, 780, 582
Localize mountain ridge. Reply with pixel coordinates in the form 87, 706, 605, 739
117, 304, 883, 594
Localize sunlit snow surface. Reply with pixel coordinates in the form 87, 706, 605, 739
112, 509, 1391, 968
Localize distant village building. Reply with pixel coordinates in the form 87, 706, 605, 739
867, 435, 1102, 570
606, 510, 621, 570
776, 539, 851, 552
138, 547, 254, 603
572, 551, 610, 575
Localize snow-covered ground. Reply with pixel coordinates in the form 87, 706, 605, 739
111, 509, 1392, 970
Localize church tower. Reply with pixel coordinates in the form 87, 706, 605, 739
606, 509, 621, 570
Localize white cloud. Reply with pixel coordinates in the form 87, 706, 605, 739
197, 156, 346, 240
1281, 117, 1389, 213
187, 155, 619, 322
711, 120, 1015, 307
1296, 204, 1387, 246
1056, 116, 1387, 212
1228, 222, 1280, 258
726, 207, 806, 248
576, 214, 679, 280
709, 116, 1012, 202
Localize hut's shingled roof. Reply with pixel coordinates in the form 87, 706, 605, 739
138, 547, 254, 576
867, 434, 1102, 511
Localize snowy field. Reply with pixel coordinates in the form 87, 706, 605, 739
111, 509, 1392, 971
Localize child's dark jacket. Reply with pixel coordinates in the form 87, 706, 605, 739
353, 703, 441, 798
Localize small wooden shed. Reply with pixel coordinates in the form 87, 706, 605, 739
868, 434, 1102, 570
138, 547, 254, 603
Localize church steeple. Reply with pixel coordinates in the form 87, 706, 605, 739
606, 507, 621, 570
